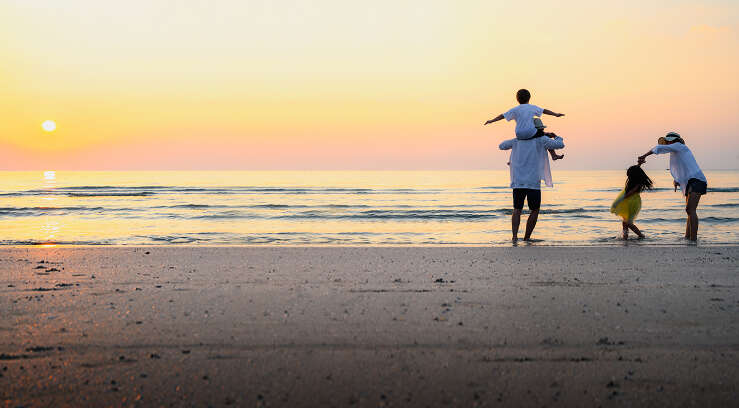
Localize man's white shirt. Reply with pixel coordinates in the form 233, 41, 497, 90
499, 136, 564, 189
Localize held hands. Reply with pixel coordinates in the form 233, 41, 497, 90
484, 120, 493, 125
674, 180, 679, 192
555, 113, 565, 117
637, 156, 646, 165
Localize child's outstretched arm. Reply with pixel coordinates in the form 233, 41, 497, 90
543, 109, 565, 117
484, 114, 505, 125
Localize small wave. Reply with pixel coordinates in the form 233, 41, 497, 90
485, 207, 599, 216
709, 203, 739, 208
147, 235, 201, 244
703, 216, 739, 222
587, 187, 674, 192
0, 239, 111, 245
592, 187, 739, 193
140, 234, 290, 244
273, 209, 499, 221
10, 186, 446, 196
709, 187, 739, 193
541, 208, 592, 214
640, 216, 739, 223
0, 206, 121, 217
68, 192, 154, 197
156, 204, 221, 209
141, 206, 606, 221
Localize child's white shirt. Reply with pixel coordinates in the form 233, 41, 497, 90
651, 143, 706, 193
503, 104, 544, 139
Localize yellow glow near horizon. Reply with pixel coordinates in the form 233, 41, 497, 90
1, 0, 738, 170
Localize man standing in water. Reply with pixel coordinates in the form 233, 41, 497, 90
499, 133, 564, 242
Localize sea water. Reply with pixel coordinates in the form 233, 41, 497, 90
1, 170, 738, 246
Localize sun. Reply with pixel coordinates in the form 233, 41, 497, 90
41, 120, 56, 132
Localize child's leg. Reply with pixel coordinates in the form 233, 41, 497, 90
548, 149, 564, 161
685, 193, 701, 241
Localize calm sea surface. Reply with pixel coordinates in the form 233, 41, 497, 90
1, 170, 738, 246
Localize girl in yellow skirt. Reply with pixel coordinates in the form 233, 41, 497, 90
611, 165, 653, 239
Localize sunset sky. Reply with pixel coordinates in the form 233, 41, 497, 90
1, 0, 738, 170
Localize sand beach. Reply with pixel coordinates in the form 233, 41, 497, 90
1, 246, 737, 407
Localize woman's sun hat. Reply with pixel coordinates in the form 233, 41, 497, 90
533, 117, 546, 129
658, 131, 683, 145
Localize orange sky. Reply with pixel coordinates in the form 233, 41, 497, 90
1, 1, 738, 170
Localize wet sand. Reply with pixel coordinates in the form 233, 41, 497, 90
1, 246, 738, 407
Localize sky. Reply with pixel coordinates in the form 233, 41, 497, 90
1, 0, 738, 170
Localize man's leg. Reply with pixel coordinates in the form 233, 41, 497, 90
512, 209, 522, 242
522, 189, 541, 241
686, 193, 701, 241
511, 189, 525, 242
523, 210, 539, 240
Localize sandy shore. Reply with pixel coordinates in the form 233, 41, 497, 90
1, 246, 737, 407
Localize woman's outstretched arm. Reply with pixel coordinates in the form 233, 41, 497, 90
637, 151, 654, 164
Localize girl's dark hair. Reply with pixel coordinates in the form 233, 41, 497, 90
625, 165, 653, 193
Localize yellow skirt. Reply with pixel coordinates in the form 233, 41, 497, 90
610, 190, 641, 223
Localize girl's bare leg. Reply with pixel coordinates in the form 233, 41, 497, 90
627, 223, 645, 238
623, 221, 644, 239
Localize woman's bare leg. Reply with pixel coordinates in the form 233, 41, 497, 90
686, 193, 701, 241
685, 196, 691, 238
622, 222, 629, 239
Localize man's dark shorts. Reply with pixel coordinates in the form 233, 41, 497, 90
513, 188, 541, 211
685, 178, 707, 196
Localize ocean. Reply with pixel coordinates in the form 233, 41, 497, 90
1, 170, 738, 246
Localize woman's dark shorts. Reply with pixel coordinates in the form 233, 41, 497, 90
685, 178, 707, 196
513, 188, 541, 210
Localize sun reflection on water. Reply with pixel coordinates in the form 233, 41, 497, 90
40, 171, 61, 245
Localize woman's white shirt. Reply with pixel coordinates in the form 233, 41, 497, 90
651, 143, 706, 193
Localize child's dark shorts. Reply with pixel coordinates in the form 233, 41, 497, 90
513, 188, 541, 210
685, 178, 707, 196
